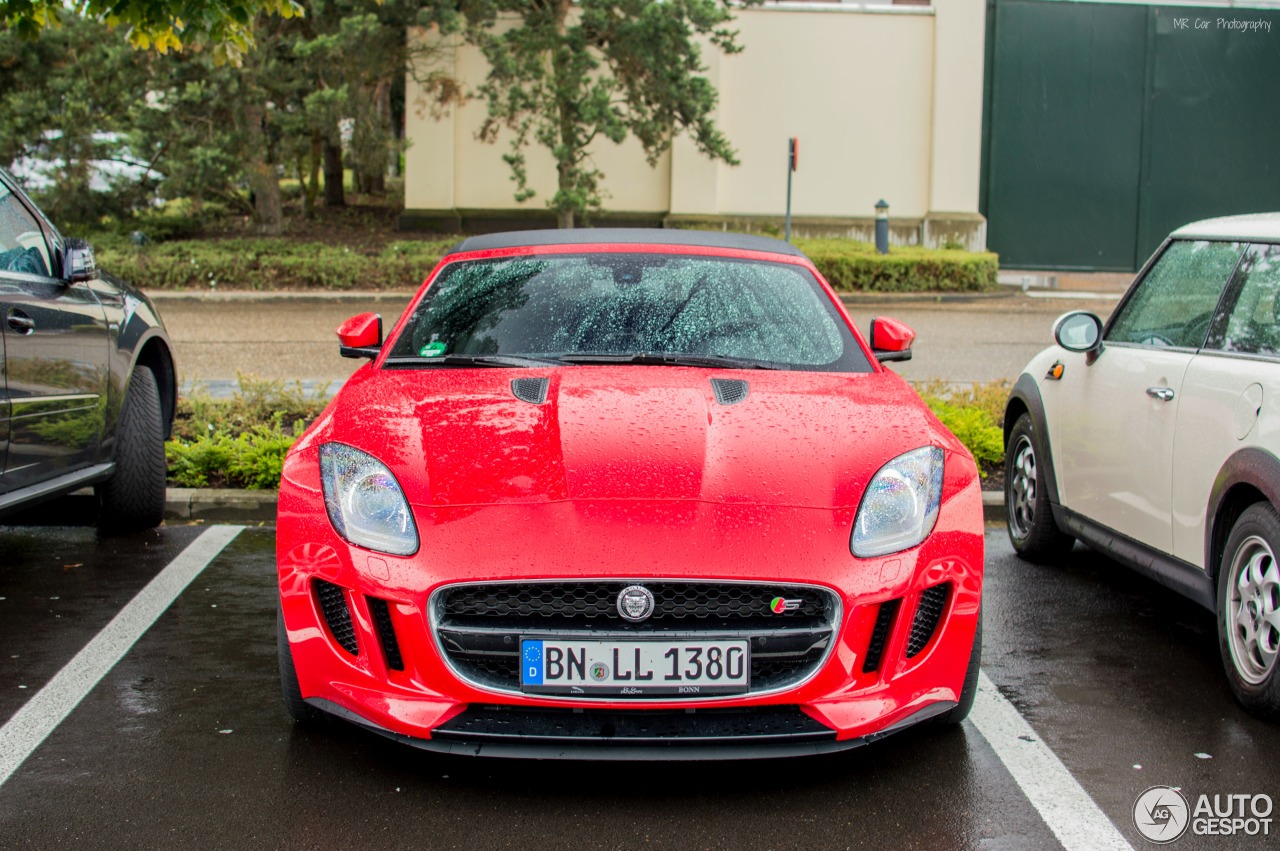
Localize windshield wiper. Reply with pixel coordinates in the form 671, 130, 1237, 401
557, 352, 783, 370
383, 354, 562, 368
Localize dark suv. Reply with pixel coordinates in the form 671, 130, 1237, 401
0, 167, 175, 532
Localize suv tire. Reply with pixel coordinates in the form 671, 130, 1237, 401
97, 366, 166, 534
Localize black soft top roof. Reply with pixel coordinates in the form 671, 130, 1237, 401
446, 228, 806, 258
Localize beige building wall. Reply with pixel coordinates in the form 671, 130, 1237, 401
404, 1, 988, 247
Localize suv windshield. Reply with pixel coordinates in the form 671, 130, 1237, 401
388, 252, 870, 372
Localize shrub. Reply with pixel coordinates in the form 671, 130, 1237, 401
166, 423, 300, 489
167, 376, 329, 488
96, 237, 456, 291
795, 238, 999, 293
93, 234, 994, 293
914, 381, 1011, 477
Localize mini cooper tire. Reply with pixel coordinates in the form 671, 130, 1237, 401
97, 366, 166, 534
1217, 503, 1280, 720
278, 606, 326, 725
1005, 414, 1074, 563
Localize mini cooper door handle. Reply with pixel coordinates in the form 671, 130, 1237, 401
1146, 386, 1175, 402
7, 310, 35, 333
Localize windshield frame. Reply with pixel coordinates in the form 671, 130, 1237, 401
380, 244, 877, 374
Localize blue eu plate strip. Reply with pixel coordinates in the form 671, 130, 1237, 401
521, 639, 544, 685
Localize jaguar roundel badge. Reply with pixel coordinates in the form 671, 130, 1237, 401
616, 585, 656, 622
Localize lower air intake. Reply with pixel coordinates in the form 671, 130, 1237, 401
315, 580, 358, 656
368, 597, 404, 671
906, 583, 950, 658
432, 705, 835, 746
863, 598, 901, 673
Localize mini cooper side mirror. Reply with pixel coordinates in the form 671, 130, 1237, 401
870, 316, 915, 363
1053, 311, 1104, 364
338, 312, 382, 359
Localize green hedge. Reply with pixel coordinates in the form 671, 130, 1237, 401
96, 235, 996, 293
794, 238, 998, 293
97, 238, 458, 291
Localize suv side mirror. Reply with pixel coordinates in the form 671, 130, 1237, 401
870, 316, 914, 363
338, 312, 382, 359
64, 238, 98, 283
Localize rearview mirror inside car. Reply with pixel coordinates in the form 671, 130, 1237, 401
338, 312, 382, 359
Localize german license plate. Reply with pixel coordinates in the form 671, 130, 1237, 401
520, 638, 750, 697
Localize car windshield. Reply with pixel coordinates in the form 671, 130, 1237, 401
387, 252, 870, 372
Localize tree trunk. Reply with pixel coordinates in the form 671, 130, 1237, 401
323, 137, 345, 207
305, 134, 322, 219
557, 208, 574, 229
244, 103, 282, 236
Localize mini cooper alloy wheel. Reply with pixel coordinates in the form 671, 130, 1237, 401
1226, 533, 1280, 686
1007, 434, 1037, 541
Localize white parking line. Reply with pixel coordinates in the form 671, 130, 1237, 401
0, 526, 243, 788
970, 671, 1132, 851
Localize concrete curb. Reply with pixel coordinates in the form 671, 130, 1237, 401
163, 488, 1008, 525
164, 488, 279, 524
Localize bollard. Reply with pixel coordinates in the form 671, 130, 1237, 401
875, 199, 889, 255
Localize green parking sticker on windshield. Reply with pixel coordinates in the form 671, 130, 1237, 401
419, 341, 448, 358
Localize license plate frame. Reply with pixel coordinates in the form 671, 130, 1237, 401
520, 637, 751, 697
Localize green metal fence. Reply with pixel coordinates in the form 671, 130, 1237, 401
982, 0, 1280, 271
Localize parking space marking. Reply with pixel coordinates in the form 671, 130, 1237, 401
0, 526, 243, 788
970, 672, 1132, 851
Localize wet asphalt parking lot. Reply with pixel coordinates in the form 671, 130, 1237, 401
2, 520, 1278, 850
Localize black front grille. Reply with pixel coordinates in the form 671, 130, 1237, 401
368, 597, 404, 671
315, 580, 358, 655
442, 582, 831, 629
906, 583, 950, 658
433, 705, 835, 745
435, 581, 839, 698
863, 598, 901, 673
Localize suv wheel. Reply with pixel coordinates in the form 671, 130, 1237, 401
1218, 503, 1280, 719
97, 366, 166, 534
1005, 413, 1074, 562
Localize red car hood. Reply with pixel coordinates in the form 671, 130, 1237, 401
316, 365, 947, 511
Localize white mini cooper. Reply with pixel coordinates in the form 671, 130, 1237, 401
1005, 213, 1280, 719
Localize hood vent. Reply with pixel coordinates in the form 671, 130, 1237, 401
710, 378, 749, 406
511, 377, 549, 405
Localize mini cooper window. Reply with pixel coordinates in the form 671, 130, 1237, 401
390, 253, 870, 372
1107, 239, 1243, 349
1217, 244, 1280, 357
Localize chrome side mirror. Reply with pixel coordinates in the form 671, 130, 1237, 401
64, 238, 98, 284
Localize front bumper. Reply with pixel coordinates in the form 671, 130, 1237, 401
307, 699, 956, 760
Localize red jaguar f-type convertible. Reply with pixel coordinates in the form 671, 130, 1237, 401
276, 229, 984, 759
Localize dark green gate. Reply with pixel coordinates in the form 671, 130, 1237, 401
982, 0, 1280, 271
